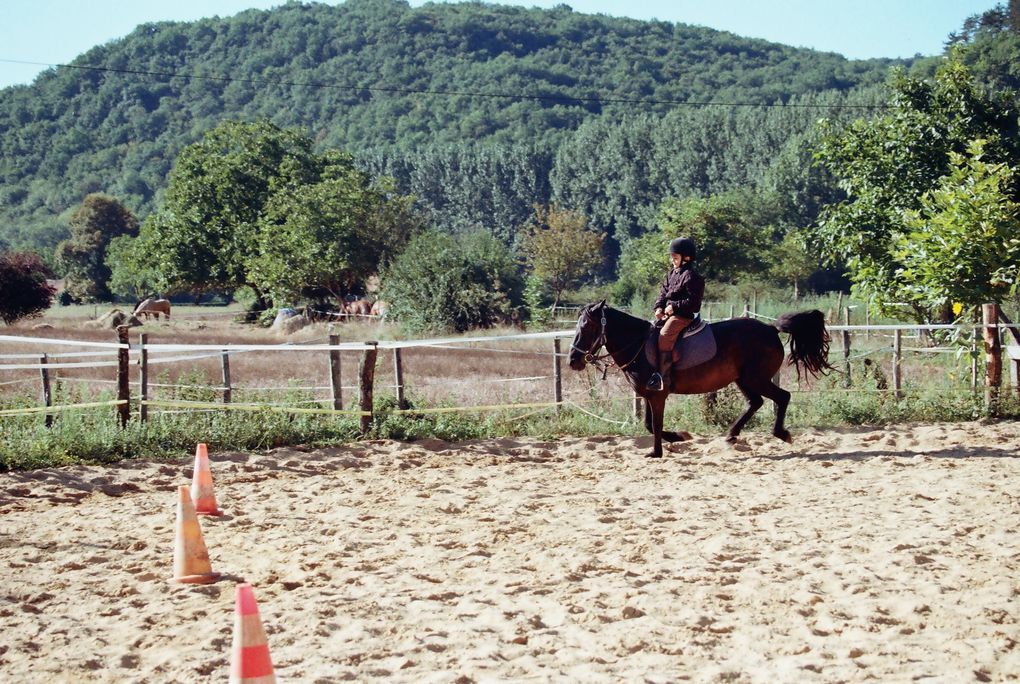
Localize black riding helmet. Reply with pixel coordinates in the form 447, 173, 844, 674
669, 237, 697, 260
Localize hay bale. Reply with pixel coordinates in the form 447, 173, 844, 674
92, 309, 142, 330
271, 308, 298, 329
276, 314, 311, 335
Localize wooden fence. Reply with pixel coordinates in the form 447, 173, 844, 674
4, 307, 1020, 430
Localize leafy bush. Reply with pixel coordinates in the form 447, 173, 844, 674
0, 251, 56, 324
381, 229, 524, 334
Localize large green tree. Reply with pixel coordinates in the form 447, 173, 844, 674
813, 56, 1020, 321
253, 172, 421, 306
54, 194, 138, 302
128, 121, 322, 303
115, 120, 416, 308
895, 140, 1020, 309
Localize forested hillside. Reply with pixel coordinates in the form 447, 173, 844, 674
0, 0, 905, 257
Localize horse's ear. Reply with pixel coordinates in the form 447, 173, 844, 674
598, 299, 606, 309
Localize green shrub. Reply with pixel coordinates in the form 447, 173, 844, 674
381, 229, 524, 334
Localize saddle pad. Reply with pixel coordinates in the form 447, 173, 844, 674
675, 324, 717, 370
643, 320, 717, 369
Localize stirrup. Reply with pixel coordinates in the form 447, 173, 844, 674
646, 372, 664, 391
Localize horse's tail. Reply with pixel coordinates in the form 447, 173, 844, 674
774, 309, 835, 380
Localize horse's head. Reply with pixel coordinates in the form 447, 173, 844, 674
568, 300, 607, 371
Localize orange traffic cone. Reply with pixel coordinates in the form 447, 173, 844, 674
172, 485, 220, 584
230, 583, 276, 684
190, 443, 222, 516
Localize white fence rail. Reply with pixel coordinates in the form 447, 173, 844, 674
3, 313, 1018, 426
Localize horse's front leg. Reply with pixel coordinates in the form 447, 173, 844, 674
642, 392, 688, 444
645, 394, 667, 458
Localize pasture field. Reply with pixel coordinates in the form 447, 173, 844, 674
1, 422, 1018, 682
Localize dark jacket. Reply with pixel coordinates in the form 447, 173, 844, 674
654, 263, 705, 319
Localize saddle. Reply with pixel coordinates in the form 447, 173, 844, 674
644, 317, 717, 371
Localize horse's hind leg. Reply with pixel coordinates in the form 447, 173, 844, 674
760, 381, 792, 443
727, 380, 764, 442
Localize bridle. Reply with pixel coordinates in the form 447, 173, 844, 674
570, 305, 646, 375
570, 307, 610, 367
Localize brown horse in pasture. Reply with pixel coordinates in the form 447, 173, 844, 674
134, 297, 172, 320
569, 301, 833, 458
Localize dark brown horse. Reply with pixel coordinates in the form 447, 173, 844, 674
568, 301, 833, 457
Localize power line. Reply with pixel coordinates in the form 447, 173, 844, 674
0, 58, 892, 110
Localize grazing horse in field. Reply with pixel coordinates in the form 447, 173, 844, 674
370, 300, 389, 318
569, 301, 833, 458
134, 297, 172, 320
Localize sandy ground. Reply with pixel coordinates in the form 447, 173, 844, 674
1, 422, 1019, 683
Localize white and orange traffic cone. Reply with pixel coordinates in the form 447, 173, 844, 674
230, 583, 276, 684
172, 485, 220, 584
190, 443, 222, 516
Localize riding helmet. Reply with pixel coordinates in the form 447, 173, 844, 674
669, 237, 697, 259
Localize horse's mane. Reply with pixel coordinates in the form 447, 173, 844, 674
602, 304, 652, 335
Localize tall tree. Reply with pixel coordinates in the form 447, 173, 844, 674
115, 120, 419, 309
813, 56, 1020, 321
519, 205, 605, 309
131, 121, 321, 304
54, 194, 138, 302
895, 140, 1020, 310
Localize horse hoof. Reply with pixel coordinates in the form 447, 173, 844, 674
678, 431, 692, 441
775, 430, 793, 444
725, 435, 738, 443
644, 452, 662, 459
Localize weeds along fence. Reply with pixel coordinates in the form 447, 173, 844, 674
2, 306, 1019, 431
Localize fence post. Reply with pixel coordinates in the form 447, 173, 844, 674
842, 308, 852, 387
971, 315, 979, 392
1010, 348, 1020, 395
729, 304, 735, 319
138, 333, 149, 423
393, 347, 407, 409
633, 393, 643, 422
39, 354, 53, 428
359, 341, 378, 434
116, 326, 130, 427
892, 328, 902, 400
552, 338, 562, 412
221, 350, 232, 404
983, 303, 1001, 413
328, 334, 343, 411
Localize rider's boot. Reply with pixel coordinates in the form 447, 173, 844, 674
657, 353, 673, 393
646, 350, 670, 392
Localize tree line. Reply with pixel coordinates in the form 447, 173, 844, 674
0, 0, 909, 257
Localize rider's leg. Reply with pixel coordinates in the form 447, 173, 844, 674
647, 316, 689, 391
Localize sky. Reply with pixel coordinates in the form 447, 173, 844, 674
0, 0, 999, 90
